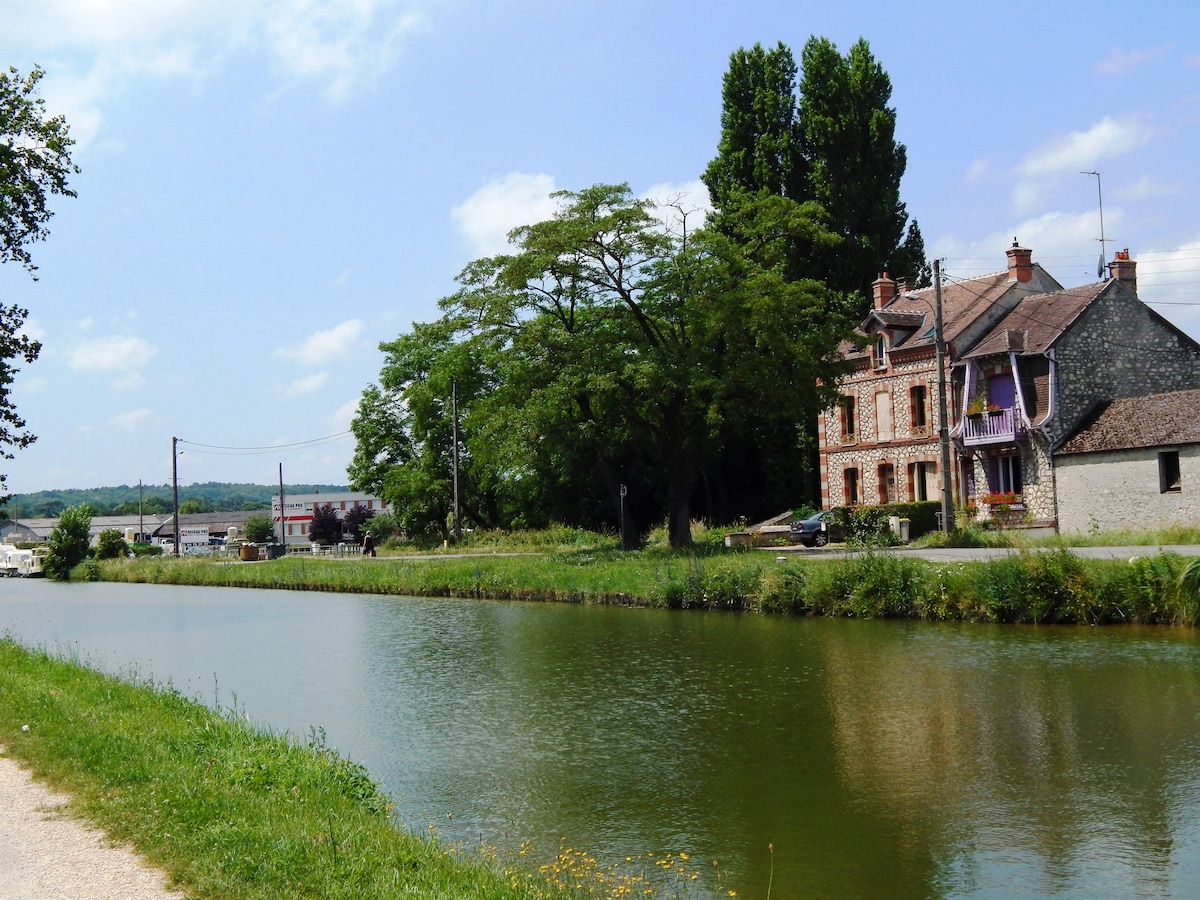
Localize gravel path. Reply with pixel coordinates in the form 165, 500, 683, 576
0, 755, 186, 900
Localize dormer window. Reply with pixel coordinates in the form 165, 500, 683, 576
873, 334, 888, 370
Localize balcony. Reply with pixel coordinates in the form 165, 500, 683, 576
961, 407, 1025, 447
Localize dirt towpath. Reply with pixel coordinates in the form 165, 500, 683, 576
0, 754, 185, 900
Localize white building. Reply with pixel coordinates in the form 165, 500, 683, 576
272, 492, 389, 545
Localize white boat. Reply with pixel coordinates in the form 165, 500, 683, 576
0, 545, 46, 577
0, 543, 18, 576
16, 548, 46, 577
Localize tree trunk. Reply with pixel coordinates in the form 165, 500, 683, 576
666, 453, 695, 548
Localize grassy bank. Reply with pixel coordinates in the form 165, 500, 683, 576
0, 640, 572, 899
91, 544, 1200, 625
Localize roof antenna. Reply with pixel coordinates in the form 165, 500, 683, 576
1081, 171, 1108, 278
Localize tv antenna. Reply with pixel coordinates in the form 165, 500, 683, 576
1081, 171, 1109, 278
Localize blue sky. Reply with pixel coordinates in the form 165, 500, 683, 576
1, 0, 1198, 494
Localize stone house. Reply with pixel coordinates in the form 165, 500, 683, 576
1053, 389, 1200, 533
817, 244, 1200, 529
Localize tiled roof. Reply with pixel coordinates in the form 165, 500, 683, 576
1056, 388, 1200, 454
870, 309, 926, 329
968, 282, 1109, 358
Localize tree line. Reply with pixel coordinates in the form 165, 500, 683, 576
1, 482, 348, 519
350, 37, 927, 548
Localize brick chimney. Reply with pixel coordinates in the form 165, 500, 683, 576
1108, 248, 1137, 294
1006, 239, 1033, 283
872, 272, 897, 309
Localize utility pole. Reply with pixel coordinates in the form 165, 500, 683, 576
451, 380, 461, 544
278, 463, 286, 548
934, 260, 955, 533
171, 437, 180, 556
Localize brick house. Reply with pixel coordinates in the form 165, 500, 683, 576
817, 244, 1200, 529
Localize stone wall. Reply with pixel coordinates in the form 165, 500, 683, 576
1050, 286, 1200, 442
1055, 446, 1200, 533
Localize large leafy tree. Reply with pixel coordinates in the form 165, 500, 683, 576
1, 65, 79, 497
355, 185, 851, 547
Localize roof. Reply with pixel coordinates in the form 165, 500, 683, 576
1056, 388, 1200, 455
849, 263, 1060, 361
964, 282, 1109, 359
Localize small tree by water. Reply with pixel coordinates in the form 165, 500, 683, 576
44, 505, 91, 579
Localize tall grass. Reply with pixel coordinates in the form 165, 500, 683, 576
92, 545, 1200, 626
0, 640, 566, 899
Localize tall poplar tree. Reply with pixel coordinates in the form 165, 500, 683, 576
703, 37, 927, 308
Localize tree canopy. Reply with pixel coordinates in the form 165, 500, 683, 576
1, 65, 79, 498
702, 38, 927, 305
353, 184, 853, 547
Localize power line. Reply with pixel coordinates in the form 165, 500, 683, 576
177, 432, 352, 456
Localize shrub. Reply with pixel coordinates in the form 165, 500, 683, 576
309, 505, 342, 545
243, 514, 275, 544
94, 528, 130, 560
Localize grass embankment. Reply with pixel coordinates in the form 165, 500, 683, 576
0, 640, 569, 900
93, 541, 1200, 625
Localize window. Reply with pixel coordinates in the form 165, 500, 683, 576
873, 334, 887, 369
875, 391, 894, 442
910, 385, 929, 436
1160, 450, 1181, 493
988, 454, 1022, 495
909, 461, 934, 502
840, 396, 857, 443
844, 468, 860, 506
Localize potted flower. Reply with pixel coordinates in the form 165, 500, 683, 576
966, 394, 986, 418
986, 403, 1004, 415
981, 491, 1022, 512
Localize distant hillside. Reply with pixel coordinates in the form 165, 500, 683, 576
0, 482, 349, 518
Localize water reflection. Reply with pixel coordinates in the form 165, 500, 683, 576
3, 579, 1199, 898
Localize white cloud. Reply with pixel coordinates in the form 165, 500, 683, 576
1010, 116, 1154, 216
5, 0, 431, 144
932, 209, 1124, 282
275, 319, 364, 364
1016, 116, 1153, 179
964, 159, 990, 184
451, 172, 560, 257
107, 408, 155, 431
66, 335, 158, 371
332, 397, 360, 427
1114, 174, 1183, 202
285, 372, 330, 396
1095, 45, 1169, 76
112, 372, 148, 391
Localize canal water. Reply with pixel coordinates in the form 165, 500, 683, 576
3, 578, 1200, 898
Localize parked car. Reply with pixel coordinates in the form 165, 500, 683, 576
790, 510, 844, 547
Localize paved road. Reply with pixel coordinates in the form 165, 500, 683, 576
771, 544, 1200, 562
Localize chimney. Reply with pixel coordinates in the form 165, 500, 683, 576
872, 272, 897, 310
1108, 248, 1137, 295
1006, 238, 1033, 283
